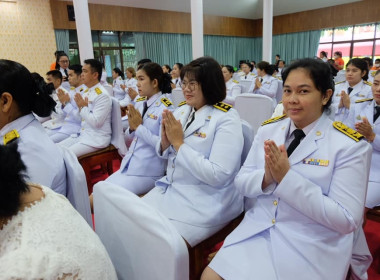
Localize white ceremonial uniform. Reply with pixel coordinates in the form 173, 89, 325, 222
251, 67, 258, 76
112, 76, 125, 101
106, 93, 174, 194
251, 74, 279, 107
59, 83, 112, 157
50, 84, 87, 143
239, 72, 256, 81
339, 98, 380, 208
171, 77, 182, 88
224, 78, 242, 106
142, 102, 244, 246
100, 71, 108, 86
332, 80, 372, 116
119, 78, 138, 107
209, 112, 372, 280
43, 86, 69, 133
0, 114, 67, 195
59, 67, 71, 91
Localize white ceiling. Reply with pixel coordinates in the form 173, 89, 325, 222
82, 0, 362, 20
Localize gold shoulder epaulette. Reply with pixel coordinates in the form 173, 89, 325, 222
136, 96, 147, 102
355, 98, 373, 103
364, 81, 372, 86
95, 87, 102, 95
333, 121, 364, 142
70, 86, 75, 90
371, 71, 376, 77
335, 80, 345, 85
261, 114, 286, 126
213, 102, 232, 112
278, 101, 283, 104
84, 88, 89, 93
161, 97, 172, 107
232, 79, 239, 84
3, 129, 20, 145
178, 101, 187, 107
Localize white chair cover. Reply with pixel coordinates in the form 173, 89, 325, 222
275, 79, 283, 105
59, 146, 93, 227
171, 88, 185, 108
239, 80, 254, 93
103, 84, 114, 96
240, 119, 253, 165
334, 70, 346, 84
235, 94, 274, 138
110, 97, 128, 156
232, 72, 241, 81
93, 181, 189, 280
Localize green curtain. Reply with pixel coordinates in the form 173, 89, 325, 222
134, 30, 321, 67
54, 29, 70, 56
272, 30, 321, 64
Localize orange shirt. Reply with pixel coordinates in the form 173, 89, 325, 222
335, 57, 344, 70
50, 62, 56, 70
371, 66, 380, 71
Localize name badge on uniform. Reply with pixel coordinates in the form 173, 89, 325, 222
193, 132, 206, 138
303, 158, 329, 167
148, 113, 158, 120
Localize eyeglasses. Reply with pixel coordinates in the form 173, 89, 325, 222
181, 81, 198, 91
59, 60, 69, 63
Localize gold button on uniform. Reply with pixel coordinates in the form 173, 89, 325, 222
273, 200, 278, 206
272, 219, 276, 224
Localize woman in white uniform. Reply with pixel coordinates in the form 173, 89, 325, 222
337, 70, 380, 214
251, 61, 279, 107
111, 67, 125, 100
203, 58, 372, 280
55, 53, 71, 91
222, 65, 241, 106
0, 142, 117, 280
0, 59, 67, 195
333, 58, 372, 117
93, 63, 174, 200
143, 57, 244, 247
171, 63, 183, 89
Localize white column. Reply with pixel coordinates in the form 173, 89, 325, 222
262, 0, 273, 63
73, 0, 94, 63
191, 0, 204, 59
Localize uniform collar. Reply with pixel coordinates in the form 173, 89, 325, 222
0, 114, 35, 137
147, 92, 162, 107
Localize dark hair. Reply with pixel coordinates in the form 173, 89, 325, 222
68, 64, 82, 76
137, 58, 152, 66
240, 62, 253, 71
327, 59, 338, 77
163, 64, 172, 72
113, 67, 125, 80
223, 65, 235, 73
346, 58, 369, 81
375, 59, 380, 63
46, 70, 62, 81
376, 70, 380, 77
282, 58, 334, 111
180, 56, 226, 105
251, 60, 256, 65
257, 61, 276, 75
0, 60, 55, 117
174, 63, 183, 70
276, 54, 280, 58
55, 53, 69, 70
139, 62, 172, 94
84, 59, 102, 81
320, 51, 328, 58
334, 51, 342, 57
0, 141, 29, 218
362, 57, 373, 68
278, 60, 286, 66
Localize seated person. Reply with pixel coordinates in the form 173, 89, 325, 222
59, 59, 112, 157
0, 59, 66, 195
142, 57, 244, 247
222, 65, 241, 106
50, 64, 87, 143
112, 67, 125, 100
90, 63, 174, 209
43, 70, 68, 132
239, 62, 256, 81
0, 142, 117, 280
202, 58, 372, 280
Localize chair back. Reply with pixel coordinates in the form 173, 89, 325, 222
275, 79, 283, 105
60, 146, 92, 227
103, 83, 114, 96
334, 70, 346, 84
94, 182, 189, 280
239, 80, 254, 93
171, 88, 185, 108
240, 120, 254, 165
235, 94, 273, 137
110, 97, 128, 156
